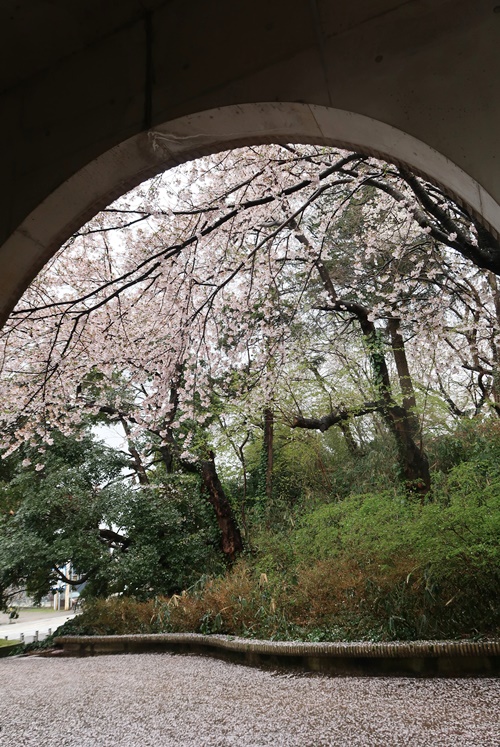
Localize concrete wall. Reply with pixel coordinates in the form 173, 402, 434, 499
55, 633, 500, 676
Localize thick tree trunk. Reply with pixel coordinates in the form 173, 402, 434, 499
289, 235, 431, 495
199, 455, 243, 563
386, 318, 431, 494
347, 305, 430, 494
119, 415, 151, 486
388, 318, 417, 414
339, 421, 363, 456
158, 443, 175, 473
159, 445, 244, 564
350, 307, 430, 495
385, 405, 430, 494
237, 436, 250, 545
263, 407, 274, 502
314, 260, 431, 494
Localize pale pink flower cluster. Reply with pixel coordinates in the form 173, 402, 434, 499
0, 144, 495, 457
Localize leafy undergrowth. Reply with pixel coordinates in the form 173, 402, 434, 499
51, 551, 498, 643
50, 458, 500, 644
25, 441, 496, 646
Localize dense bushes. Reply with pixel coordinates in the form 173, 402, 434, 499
66, 455, 500, 641
50, 420, 500, 642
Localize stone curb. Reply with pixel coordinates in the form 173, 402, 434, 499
54, 634, 500, 677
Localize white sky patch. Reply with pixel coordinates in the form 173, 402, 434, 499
92, 423, 128, 451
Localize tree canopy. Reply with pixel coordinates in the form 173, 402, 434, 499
1, 144, 500, 625
2, 147, 499, 477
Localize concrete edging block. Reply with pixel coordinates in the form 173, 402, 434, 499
54, 634, 500, 677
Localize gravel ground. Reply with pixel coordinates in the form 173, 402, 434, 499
1, 654, 499, 746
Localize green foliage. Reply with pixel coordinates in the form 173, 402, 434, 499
65, 444, 500, 640
107, 421, 497, 642
280, 449, 500, 639
97, 474, 224, 599
3, 406, 499, 642
0, 431, 224, 609
242, 424, 401, 535
426, 416, 500, 472
0, 431, 128, 609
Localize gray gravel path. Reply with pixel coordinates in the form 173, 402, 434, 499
1, 653, 499, 746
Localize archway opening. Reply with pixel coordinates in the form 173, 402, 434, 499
2, 125, 499, 642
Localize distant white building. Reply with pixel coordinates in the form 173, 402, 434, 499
6, 588, 52, 608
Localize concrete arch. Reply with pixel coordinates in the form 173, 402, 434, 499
1, 101, 499, 325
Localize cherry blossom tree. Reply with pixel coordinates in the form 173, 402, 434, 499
0, 143, 498, 515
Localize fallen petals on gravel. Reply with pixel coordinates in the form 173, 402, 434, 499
1, 653, 499, 746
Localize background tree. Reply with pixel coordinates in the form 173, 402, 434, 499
0, 430, 224, 609
1, 143, 499, 559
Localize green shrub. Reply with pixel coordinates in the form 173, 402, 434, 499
54, 421, 500, 642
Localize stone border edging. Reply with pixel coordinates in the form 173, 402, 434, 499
54, 634, 500, 677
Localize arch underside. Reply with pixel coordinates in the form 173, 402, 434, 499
2, 102, 499, 325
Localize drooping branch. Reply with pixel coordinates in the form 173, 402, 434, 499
11, 157, 357, 322
398, 167, 500, 274
53, 566, 92, 586
291, 401, 385, 431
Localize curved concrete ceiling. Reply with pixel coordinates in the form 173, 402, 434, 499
1, 0, 500, 323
